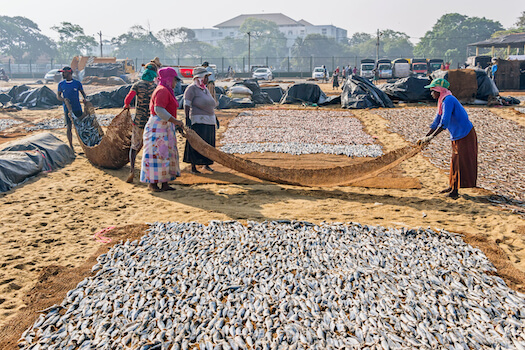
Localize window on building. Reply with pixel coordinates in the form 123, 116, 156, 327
300, 30, 305, 36
230, 32, 234, 37
219, 32, 223, 37
322, 29, 327, 35
212, 32, 216, 37
288, 30, 293, 36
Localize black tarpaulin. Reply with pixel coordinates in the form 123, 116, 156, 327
341, 76, 394, 109
233, 79, 273, 104
380, 76, 432, 102
217, 95, 256, 109
280, 83, 339, 105
87, 85, 132, 108
261, 86, 284, 103
1, 132, 75, 170
6, 85, 61, 109
0, 133, 75, 192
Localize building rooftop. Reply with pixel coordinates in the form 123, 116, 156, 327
215, 13, 303, 28
468, 33, 525, 48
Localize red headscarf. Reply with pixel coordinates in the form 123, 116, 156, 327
432, 86, 453, 115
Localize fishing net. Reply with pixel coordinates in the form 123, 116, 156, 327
182, 127, 425, 187
67, 101, 132, 169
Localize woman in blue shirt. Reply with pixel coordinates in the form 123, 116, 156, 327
418, 78, 478, 199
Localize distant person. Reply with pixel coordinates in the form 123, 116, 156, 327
56, 66, 87, 152
123, 62, 158, 183
444, 62, 450, 70
201, 61, 216, 101
491, 59, 498, 82
353, 66, 357, 75
322, 65, 328, 83
332, 70, 339, 90
418, 78, 478, 199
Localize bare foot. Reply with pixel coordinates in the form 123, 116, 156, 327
446, 189, 459, 199
191, 167, 201, 174
439, 187, 452, 194
126, 173, 134, 183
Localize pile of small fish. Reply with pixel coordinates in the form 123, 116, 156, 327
73, 115, 103, 147
0, 118, 23, 132
220, 110, 382, 157
376, 108, 525, 204
19, 221, 525, 349
220, 142, 383, 157
25, 114, 115, 132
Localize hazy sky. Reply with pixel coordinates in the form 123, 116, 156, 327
3, 0, 524, 43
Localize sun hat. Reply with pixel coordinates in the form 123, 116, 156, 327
193, 66, 212, 78
424, 78, 450, 89
59, 66, 73, 72
150, 57, 162, 68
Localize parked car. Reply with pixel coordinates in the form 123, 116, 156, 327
252, 67, 273, 80
312, 67, 329, 80
44, 69, 62, 83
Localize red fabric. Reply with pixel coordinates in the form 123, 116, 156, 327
124, 90, 136, 106
150, 85, 179, 117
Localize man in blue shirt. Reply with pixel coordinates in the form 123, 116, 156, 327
418, 78, 478, 199
57, 66, 86, 152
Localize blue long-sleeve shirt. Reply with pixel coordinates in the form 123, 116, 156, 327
430, 95, 473, 141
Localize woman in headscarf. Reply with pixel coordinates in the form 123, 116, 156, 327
418, 78, 478, 199
123, 63, 158, 183
183, 66, 218, 174
140, 67, 184, 192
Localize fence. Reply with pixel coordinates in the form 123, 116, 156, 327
1, 55, 443, 79
0, 58, 70, 79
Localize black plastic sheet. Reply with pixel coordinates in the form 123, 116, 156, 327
0, 133, 75, 192
1, 132, 75, 171
0, 150, 44, 192
341, 76, 394, 109
280, 83, 339, 105
233, 79, 273, 104
261, 86, 284, 103
6, 85, 61, 109
380, 76, 432, 102
87, 85, 132, 108
217, 95, 256, 109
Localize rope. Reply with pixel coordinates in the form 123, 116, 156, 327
93, 226, 115, 243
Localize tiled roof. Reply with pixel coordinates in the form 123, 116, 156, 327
469, 33, 525, 48
215, 13, 301, 28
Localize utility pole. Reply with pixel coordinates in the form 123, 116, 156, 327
98, 31, 103, 57
247, 32, 251, 73
375, 29, 381, 63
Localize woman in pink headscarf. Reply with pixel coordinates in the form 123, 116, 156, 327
418, 78, 478, 199
140, 67, 184, 192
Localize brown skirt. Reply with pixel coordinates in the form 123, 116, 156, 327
449, 127, 478, 189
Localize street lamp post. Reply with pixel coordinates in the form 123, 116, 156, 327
247, 31, 251, 73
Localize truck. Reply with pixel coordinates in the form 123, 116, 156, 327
466, 55, 492, 69
70, 56, 135, 75
376, 59, 393, 79
411, 58, 428, 76
428, 59, 444, 73
392, 58, 410, 79
360, 59, 376, 79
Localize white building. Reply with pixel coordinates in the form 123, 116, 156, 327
192, 13, 347, 48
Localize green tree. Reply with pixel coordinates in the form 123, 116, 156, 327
157, 28, 195, 46
51, 22, 97, 61
0, 16, 56, 60
414, 13, 503, 64
111, 25, 165, 60
291, 34, 350, 70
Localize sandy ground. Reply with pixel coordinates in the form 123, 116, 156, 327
0, 81, 524, 347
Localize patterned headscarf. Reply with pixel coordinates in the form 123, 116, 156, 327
431, 86, 453, 115
157, 67, 179, 96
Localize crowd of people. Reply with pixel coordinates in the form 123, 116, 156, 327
57, 58, 477, 197
58, 57, 219, 192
